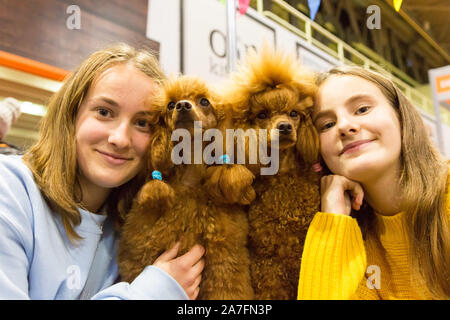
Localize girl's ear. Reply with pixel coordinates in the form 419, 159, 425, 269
296, 111, 320, 165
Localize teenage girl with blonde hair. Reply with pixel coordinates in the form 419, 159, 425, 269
0, 43, 204, 299
298, 65, 449, 299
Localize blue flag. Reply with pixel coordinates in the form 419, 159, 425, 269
308, 0, 321, 21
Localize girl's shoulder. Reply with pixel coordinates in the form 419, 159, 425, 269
0, 155, 40, 252
0, 154, 33, 179
0, 154, 41, 219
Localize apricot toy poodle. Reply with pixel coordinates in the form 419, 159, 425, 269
117, 75, 255, 299
220, 46, 321, 299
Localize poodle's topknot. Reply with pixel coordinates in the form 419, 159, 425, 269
164, 75, 212, 102
222, 44, 317, 106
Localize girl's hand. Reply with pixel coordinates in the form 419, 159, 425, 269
153, 242, 205, 300
320, 175, 364, 216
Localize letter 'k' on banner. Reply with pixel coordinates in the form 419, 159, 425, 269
308, 0, 321, 21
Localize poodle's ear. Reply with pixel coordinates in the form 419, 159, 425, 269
296, 106, 319, 166
143, 87, 173, 176
149, 116, 173, 175
208, 90, 229, 129
214, 79, 251, 125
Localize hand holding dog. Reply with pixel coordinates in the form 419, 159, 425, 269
320, 175, 364, 215
153, 242, 205, 300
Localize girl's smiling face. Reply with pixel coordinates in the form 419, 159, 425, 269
313, 75, 402, 182
75, 63, 157, 192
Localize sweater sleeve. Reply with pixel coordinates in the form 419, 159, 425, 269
91, 266, 189, 300
0, 158, 34, 299
297, 212, 367, 300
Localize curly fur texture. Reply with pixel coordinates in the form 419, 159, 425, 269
220, 45, 322, 299
117, 75, 255, 300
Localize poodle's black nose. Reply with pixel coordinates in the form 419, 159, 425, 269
176, 100, 192, 112
277, 122, 293, 134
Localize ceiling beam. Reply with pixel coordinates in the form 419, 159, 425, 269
383, 0, 450, 63
406, 6, 450, 12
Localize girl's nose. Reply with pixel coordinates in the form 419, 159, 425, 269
338, 116, 360, 137
108, 121, 131, 149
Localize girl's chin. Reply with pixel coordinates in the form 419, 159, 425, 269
339, 157, 394, 181
92, 172, 133, 189
104, 178, 134, 189
90, 162, 140, 189
332, 157, 369, 177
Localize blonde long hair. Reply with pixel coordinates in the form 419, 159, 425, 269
316, 66, 450, 299
23, 43, 166, 242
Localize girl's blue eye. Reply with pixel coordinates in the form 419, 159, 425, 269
321, 122, 335, 131
136, 119, 151, 131
356, 106, 370, 114
137, 119, 148, 127
97, 108, 111, 117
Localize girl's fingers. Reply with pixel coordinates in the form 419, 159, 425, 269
178, 244, 205, 267
191, 286, 200, 300
352, 198, 361, 211
321, 175, 365, 214
192, 274, 202, 290
344, 179, 364, 211
186, 275, 202, 300
191, 258, 205, 279
154, 241, 181, 263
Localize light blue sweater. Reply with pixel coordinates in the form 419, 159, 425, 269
0, 155, 188, 300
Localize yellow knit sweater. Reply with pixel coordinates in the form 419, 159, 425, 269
298, 173, 450, 300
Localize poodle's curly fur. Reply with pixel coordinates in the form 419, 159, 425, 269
221, 46, 321, 299
117, 75, 255, 300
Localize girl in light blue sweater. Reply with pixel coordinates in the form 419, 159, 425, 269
0, 43, 204, 300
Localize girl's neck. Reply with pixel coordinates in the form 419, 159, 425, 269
361, 165, 403, 216
77, 174, 111, 213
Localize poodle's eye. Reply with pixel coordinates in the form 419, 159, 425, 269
167, 101, 176, 110
199, 98, 210, 107
257, 111, 267, 120
290, 110, 298, 118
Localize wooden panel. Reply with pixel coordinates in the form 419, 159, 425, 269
0, 78, 53, 105
0, 0, 159, 72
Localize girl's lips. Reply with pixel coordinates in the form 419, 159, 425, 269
97, 150, 132, 165
340, 139, 375, 155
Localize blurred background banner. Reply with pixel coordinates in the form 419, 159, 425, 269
429, 65, 450, 154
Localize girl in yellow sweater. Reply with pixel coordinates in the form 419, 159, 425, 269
298, 66, 449, 300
